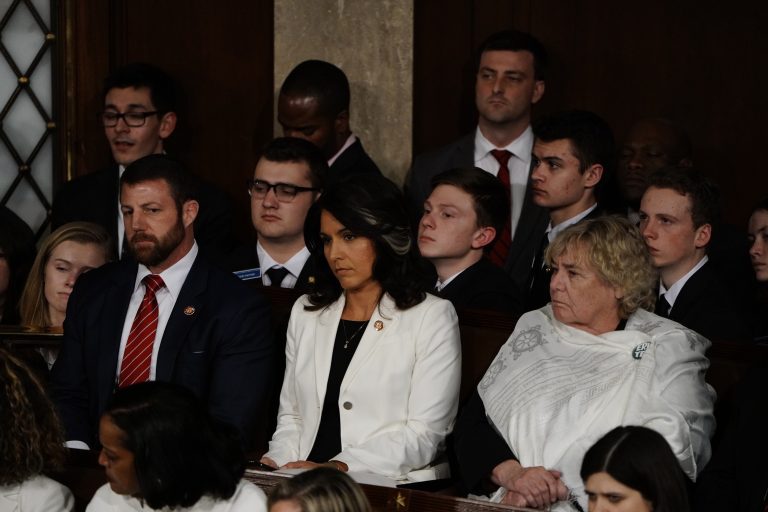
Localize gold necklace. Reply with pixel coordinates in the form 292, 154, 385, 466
341, 320, 367, 349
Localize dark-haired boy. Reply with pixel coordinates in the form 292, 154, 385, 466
51, 63, 234, 263
277, 60, 381, 183
639, 168, 750, 341
418, 167, 522, 314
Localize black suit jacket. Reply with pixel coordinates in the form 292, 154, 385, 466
328, 139, 381, 184
406, 133, 549, 291
224, 243, 318, 294
49, 253, 274, 448
662, 261, 752, 342
438, 258, 523, 315
51, 164, 236, 264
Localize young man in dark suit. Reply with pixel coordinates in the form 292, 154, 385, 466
525, 110, 613, 310
277, 60, 381, 184
418, 167, 522, 315
50, 155, 274, 449
639, 167, 751, 341
406, 30, 549, 291
51, 63, 234, 263
229, 137, 326, 293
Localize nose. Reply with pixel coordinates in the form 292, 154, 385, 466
531, 163, 544, 183
492, 74, 505, 93
97, 449, 108, 467
640, 219, 656, 240
262, 187, 280, 208
130, 210, 146, 233
65, 271, 77, 288
549, 267, 563, 294
420, 211, 434, 230
626, 152, 644, 170
751, 237, 764, 257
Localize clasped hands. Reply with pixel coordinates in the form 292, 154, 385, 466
260, 457, 348, 472
491, 459, 569, 509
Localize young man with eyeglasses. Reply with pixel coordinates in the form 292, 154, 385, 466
228, 137, 326, 292
51, 63, 234, 263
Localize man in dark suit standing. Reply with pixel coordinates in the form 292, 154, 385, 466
418, 167, 522, 314
51, 63, 234, 263
50, 155, 273, 449
229, 137, 326, 293
639, 167, 751, 341
525, 110, 613, 309
277, 60, 381, 184
406, 30, 549, 291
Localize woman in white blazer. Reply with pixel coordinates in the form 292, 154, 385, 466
261, 174, 461, 481
0, 347, 74, 512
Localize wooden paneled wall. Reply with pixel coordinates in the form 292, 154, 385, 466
414, 0, 768, 226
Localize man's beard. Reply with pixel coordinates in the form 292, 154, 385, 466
128, 217, 185, 268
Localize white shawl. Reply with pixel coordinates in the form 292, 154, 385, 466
477, 306, 715, 510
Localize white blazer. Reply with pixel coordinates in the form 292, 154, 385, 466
265, 293, 461, 480
0, 475, 74, 512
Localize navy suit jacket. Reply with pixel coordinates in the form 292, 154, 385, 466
662, 261, 752, 342
224, 243, 318, 294
328, 139, 381, 184
437, 258, 523, 315
406, 133, 549, 291
51, 164, 236, 264
49, 252, 274, 448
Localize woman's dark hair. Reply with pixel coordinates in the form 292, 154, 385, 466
304, 173, 431, 310
104, 382, 245, 509
268, 467, 371, 512
751, 196, 768, 215
0, 346, 66, 485
580, 426, 689, 512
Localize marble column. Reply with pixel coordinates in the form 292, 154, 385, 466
274, 0, 413, 185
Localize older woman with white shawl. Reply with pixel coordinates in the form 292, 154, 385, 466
453, 216, 715, 511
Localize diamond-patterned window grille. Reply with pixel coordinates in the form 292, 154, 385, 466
0, 0, 56, 240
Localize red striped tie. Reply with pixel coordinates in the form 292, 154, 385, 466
118, 274, 165, 388
488, 149, 513, 267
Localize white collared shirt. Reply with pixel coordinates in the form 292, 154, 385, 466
546, 203, 598, 243
659, 255, 709, 310
327, 133, 357, 167
474, 126, 535, 239
257, 242, 310, 288
435, 269, 464, 292
115, 242, 198, 381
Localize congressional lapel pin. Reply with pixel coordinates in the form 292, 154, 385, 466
183, 306, 196, 316
632, 342, 650, 360
308, 276, 316, 284
374, 320, 384, 331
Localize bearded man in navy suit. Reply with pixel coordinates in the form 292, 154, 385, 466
50, 154, 273, 449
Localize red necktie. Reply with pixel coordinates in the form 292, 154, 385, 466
119, 274, 165, 388
489, 149, 513, 267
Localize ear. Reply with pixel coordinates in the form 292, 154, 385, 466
613, 285, 625, 301
531, 80, 545, 104
694, 223, 712, 249
181, 199, 199, 228
158, 112, 177, 140
334, 109, 350, 135
470, 226, 497, 250
583, 164, 604, 188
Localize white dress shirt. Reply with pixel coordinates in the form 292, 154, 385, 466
116, 242, 198, 381
327, 133, 357, 167
256, 242, 310, 288
474, 126, 535, 239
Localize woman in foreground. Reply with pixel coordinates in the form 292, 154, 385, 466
87, 381, 267, 511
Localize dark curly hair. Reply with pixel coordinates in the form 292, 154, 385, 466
104, 382, 245, 509
304, 173, 431, 310
0, 346, 66, 485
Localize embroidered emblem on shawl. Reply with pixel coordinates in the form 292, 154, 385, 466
510, 326, 545, 361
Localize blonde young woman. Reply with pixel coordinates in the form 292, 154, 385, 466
19, 222, 110, 367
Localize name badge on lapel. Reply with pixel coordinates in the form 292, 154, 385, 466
233, 267, 261, 281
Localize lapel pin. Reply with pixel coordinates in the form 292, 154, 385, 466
183, 306, 196, 316
308, 276, 316, 284
374, 320, 384, 331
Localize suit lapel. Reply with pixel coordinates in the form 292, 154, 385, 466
340, 294, 401, 394
505, 186, 548, 272
155, 255, 208, 380
670, 262, 709, 322
96, 262, 137, 409
453, 133, 475, 168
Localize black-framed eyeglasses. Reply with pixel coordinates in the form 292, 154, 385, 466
100, 111, 159, 127
247, 179, 319, 202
